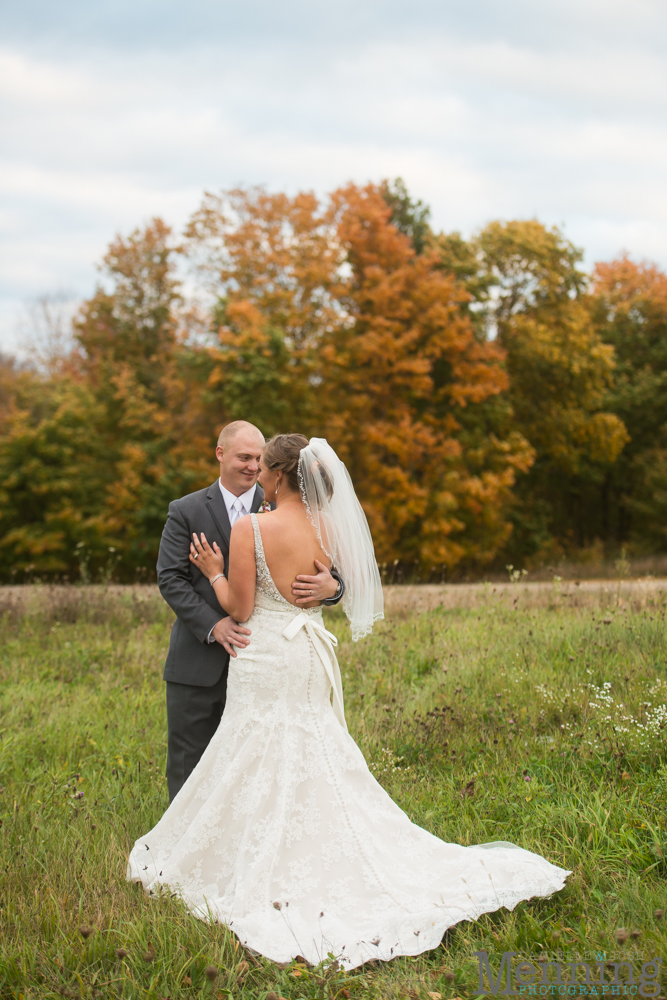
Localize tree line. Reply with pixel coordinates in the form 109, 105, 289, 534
1, 180, 666, 582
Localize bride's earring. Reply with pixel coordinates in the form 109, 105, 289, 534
274, 476, 280, 497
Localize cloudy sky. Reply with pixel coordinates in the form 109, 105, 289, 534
2, 0, 667, 352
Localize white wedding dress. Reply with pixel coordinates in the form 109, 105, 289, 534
128, 514, 569, 969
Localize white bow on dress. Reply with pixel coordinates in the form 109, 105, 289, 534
282, 612, 347, 730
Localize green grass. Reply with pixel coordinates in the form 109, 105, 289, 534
1, 584, 667, 999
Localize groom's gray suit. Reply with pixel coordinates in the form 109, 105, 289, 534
157, 479, 344, 801
157, 480, 262, 801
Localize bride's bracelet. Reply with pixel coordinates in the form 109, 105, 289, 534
209, 573, 224, 586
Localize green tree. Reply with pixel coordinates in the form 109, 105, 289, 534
0, 376, 111, 578
437, 220, 628, 561
590, 256, 667, 549
380, 177, 432, 255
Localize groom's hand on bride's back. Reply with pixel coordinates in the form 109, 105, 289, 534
292, 560, 339, 605
211, 617, 252, 657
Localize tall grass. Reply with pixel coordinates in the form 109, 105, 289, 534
1, 584, 666, 999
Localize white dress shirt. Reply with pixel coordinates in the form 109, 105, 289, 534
218, 480, 257, 526
206, 480, 257, 642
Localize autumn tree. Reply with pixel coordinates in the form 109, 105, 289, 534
6, 186, 665, 579
184, 188, 342, 436
183, 184, 536, 571
0, 220, 215, 580
321, 184, 534, 570
73, 218, 214, 572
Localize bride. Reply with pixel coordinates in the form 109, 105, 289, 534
128, 434, 569, 969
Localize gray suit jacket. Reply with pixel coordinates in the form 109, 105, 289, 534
157, 480, 345, 688
157, 481, 265, 687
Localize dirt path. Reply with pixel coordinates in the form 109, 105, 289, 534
382, 578, 667, 614
1, 578, 666, 618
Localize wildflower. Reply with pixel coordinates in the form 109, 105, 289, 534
615, 929, 630, 944
204, 965, 219, 981
115, 948, 128, 959
79, 925, 94, 939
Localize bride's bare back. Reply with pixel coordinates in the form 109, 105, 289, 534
255, 505, 330, 607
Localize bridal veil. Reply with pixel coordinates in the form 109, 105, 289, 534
298, 438, 384, 641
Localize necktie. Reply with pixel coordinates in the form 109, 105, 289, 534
229, 498, 245, 526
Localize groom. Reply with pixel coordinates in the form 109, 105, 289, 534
157, 420, 344, 801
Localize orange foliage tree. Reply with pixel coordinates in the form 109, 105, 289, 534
185, 183, 534, 573
321, 184, 533, 570
6, 182, 667, 581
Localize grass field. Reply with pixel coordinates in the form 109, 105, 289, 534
1, 582, 667, 1000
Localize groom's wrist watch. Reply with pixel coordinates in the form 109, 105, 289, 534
321, 571, 345, 606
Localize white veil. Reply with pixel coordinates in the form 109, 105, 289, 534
298, 438, 384, 641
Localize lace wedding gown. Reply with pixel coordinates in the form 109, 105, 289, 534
128, 514, 570, 969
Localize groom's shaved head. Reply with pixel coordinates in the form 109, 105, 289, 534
217, 420, 264, 450
216, 421, 265, 496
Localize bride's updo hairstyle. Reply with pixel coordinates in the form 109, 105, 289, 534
263, 434, 333, 502
263, 434, 309, 493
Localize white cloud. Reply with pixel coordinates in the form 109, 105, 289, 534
1, 0, 667, 351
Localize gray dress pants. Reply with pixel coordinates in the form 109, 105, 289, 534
165, 667, 228, 802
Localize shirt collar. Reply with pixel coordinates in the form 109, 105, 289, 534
218, 478, 257, 516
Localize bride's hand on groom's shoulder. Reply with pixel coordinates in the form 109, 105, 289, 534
190, 532, 225, 580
